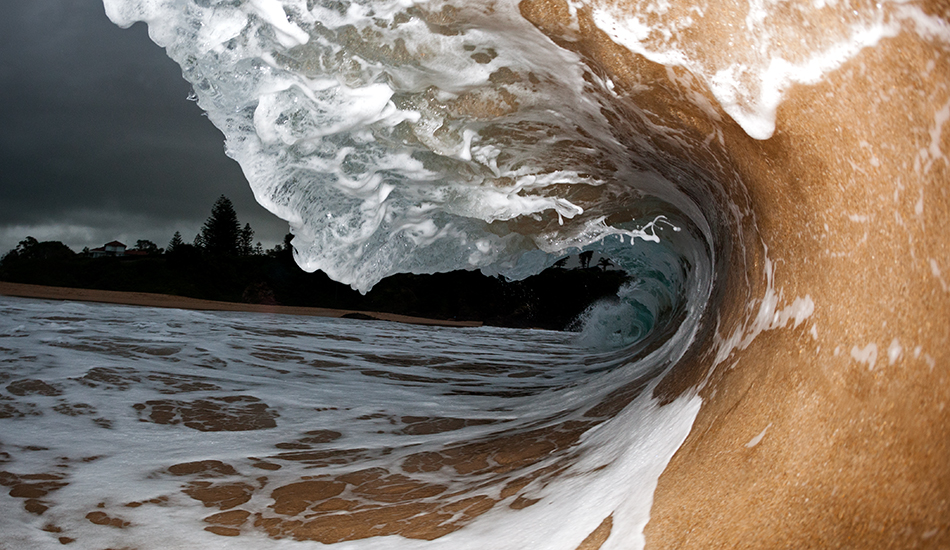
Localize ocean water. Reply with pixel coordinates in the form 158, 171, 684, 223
0, 295, 697, 549
5, 0, 948, 547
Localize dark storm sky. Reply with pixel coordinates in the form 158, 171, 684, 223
0, 0, 289, 254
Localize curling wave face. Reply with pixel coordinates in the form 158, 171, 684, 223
105, 0, 716, 297
81, 0, 950, 547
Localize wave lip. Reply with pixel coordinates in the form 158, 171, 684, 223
106, 0, 703, 294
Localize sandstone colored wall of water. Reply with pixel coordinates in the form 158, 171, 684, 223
521, 1, 950, 547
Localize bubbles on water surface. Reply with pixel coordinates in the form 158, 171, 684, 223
82, 0, 929, 547
0, 297, 699, 549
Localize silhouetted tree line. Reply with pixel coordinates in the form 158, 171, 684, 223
0, 196, 630, 330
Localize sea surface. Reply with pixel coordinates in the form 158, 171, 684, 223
7, 0, 945, 546
0, 295, 697, 549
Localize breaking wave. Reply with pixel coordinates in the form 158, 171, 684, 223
2, 0, 936, 547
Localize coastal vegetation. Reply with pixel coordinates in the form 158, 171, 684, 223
0, 197, 629, 330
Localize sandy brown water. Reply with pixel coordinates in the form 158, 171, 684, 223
3, 0, 949, 546
517, 0, 950, 547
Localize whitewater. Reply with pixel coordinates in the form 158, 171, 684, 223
0, 295, 696, 549
3, 0, 949, 547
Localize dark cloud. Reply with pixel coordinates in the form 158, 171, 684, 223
0, 0, 289, 253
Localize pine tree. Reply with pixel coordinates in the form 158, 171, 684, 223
199, 195, 241, 256
239, 223, 254, 256
167, 231, 184, 252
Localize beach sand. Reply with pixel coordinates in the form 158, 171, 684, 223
0, 281, 482, 328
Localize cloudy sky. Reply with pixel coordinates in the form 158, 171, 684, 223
0, 0, 290, 255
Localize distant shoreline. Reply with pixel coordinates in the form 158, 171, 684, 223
0, 281, 482, 328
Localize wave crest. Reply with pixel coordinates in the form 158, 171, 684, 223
105, 0, 705, 298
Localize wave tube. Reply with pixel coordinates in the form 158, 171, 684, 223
100, 0, 950, 548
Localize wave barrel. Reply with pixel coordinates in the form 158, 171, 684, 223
60, 0, 950, 547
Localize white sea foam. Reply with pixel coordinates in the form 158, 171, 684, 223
102, 0, 682, 292
745, 423, 772, 448
84, 0, 920, 547
588, 0, 906, 140
711, 255, 816, 373
888, 338, 903, 365
0, 295, 699, 549
851, 342, 879, 370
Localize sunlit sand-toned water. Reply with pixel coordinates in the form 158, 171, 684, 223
3, 0, 948, 547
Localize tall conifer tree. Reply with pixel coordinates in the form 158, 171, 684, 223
199, 195, 241, 256
167, 231, 184, 252
239, 223, 255, 256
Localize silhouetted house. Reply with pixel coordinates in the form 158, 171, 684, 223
90, 241, 126, 258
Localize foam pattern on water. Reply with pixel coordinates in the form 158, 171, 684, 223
0, 296, 698, 549
84, 0, 922, 546
104, 0, 687, 292
586, 0, 911, 139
